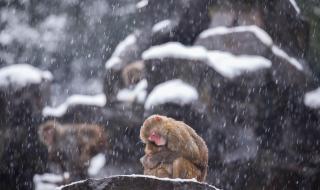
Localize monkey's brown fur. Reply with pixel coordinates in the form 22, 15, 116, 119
38, 120, 107, 178
140, 115, 208, 181
121, 61, 145, 86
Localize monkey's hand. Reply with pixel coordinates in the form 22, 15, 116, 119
140, 155, 160, 169
141, 151, 179, 169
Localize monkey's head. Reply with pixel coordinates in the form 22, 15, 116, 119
38, 121, 79, 165
140, 115, 170, 147
38, 120, 60, 152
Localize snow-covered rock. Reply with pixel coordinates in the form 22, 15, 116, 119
58, 175, 220, 190
105, 34, 137, 70
145, 79, 198, 110
142, 42, 207, 61
117, 79, 147, 103
43, 94, 106, 117
143, 42, 271, 79
196, 25, 303, 71
0, 64, 52, 89
199, 25, 273, 47
206, 51, 271, 79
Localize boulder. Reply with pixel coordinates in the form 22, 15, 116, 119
141, 40, 320, 189
0, 64, 52, 189
59, 175, 219, 190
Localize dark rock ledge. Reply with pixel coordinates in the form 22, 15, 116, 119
59, 175, 220, 190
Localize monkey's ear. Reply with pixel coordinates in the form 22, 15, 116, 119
38, 121, 59, 146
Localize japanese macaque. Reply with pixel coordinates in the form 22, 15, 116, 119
38, 120, 107, 179
121, 61, 145, 86
140, 115, 208, 181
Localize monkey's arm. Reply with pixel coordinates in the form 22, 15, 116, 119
141, 150, 179, 169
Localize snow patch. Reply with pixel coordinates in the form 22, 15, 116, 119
271, 46, 303, 70
105, 34, 136, 69
206, 51, 271, 79
136, 0, 148, 8
113, 34, 136, 57
145, 79, 198, 110
0, 15, 40, 46
105, 57, 122, 69
304, 88, 320, 109
0, 64, 52, 88
289, 0, 301, 14
88, 153, 106, 177
43, 94, 106, 117
143, 42, 271, 79
199, 25, 273, 47
152, 19, 172, 33
40, 14, 67, 52
117, 79, 148, 103
142, 42, 207, 60
33, 173, 69, 190
199, 26, 303, 71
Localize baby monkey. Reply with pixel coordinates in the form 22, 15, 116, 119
140, 115, 208, 181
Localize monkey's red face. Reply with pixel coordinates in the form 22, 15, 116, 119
148, 131, 166, 146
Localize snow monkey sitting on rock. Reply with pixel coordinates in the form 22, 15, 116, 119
140, 115, 208, 182
38, 120, 108, 179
